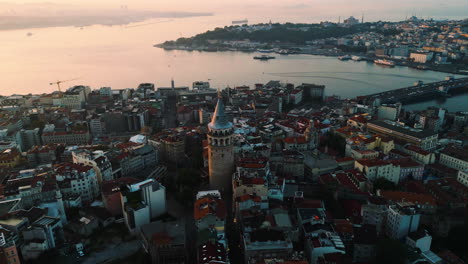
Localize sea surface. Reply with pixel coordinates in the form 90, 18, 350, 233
1, 15, 467, 111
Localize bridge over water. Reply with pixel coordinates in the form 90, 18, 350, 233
361, 76, 468, 105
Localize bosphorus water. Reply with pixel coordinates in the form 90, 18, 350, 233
1, 15, 467, 111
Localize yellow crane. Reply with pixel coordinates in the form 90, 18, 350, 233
49, 78, 80, 95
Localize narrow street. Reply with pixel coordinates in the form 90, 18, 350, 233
81, 240, 141, 264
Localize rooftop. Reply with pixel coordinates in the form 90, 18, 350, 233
378, 190, 437, 206
141, 220, 186, 246
405, 144, 431, 155
368, 120, 437, 139
441, 145, 468, 162
194, 196, 226, 220
33, 215, 60, 227
250, 228, 285, 242
356, 159, 389, 167
0, 199, 20, 217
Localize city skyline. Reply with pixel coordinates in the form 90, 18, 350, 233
1, 0, 467, 23
0, 2, 467, 264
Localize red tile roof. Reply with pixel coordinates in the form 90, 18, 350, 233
404, 144, 431, 156
349, 115, 368, 123
379, 191, 437, 206
283, 136, 308, 144
237, 194, 262, 203
336, 157, 354, 163
389, 158, 422, 168
194, 196, 226, 221
356, 159, 389, 167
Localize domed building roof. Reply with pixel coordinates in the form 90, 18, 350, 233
208, 97, 232, 130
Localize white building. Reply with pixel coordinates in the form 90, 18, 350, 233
15, 128, 41, 152
290, 89, 303, 105
89, 118, 106, 136
121, 179, 166, 233
406, 230, 443, 264
377, 103, 402, 121
457, 170, 468, 187
361, 203, 388, 235
99, 87, 112, 97
410, 52, 434, 63
439, 145, 468, 172
355, 159, 401, 184
42, 131, 90, 145
243, 228, 293, 263
55, 163, 99, 203
22, 216, 64, 260
406, 230, 432, 253
192, 81, 210, 90
72, 149, 113, 184
52, 94, 82, 109
386, 203, 420, 240
305, 230, 346, 264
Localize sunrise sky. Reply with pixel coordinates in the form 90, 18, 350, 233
1, 0, 467, 21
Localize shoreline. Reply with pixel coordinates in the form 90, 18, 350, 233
154, 45, 468, 76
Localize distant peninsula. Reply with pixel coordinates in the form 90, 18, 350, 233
156, 20, 468, 75
157, 22, 401, 51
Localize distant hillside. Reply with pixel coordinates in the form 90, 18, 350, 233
161, 22, 399, 46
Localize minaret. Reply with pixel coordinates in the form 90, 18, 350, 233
207, 91, 234, 194
56, 190, 67, 224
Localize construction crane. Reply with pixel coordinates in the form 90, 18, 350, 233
49, 78, 80, 95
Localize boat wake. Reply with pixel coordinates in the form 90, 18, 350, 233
265, 73, 387, 88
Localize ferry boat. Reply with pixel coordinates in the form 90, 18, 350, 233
258, 49, 274, 53
232, 19, 248, 25
277, 49, 290, 55
352, 56, 363, 61
338, 55, 352, 61
374, 59, 395, 67
254, 55, 275, 60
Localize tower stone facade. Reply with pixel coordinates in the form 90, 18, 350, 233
208, 96, 234, 194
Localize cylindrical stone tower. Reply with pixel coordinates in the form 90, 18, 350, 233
208, 95, 234, 194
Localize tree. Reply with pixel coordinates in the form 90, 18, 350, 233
322, 132, 346, 156
376, 239, 410, 264
445, 223, 468, 260
373, 177, 397, 191
72, 124, 88, 131
176, 168, 201, 190
175, 168, 202, 206
27, 119, 45, 130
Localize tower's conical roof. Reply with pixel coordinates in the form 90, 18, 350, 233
208, 97, 232, 130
